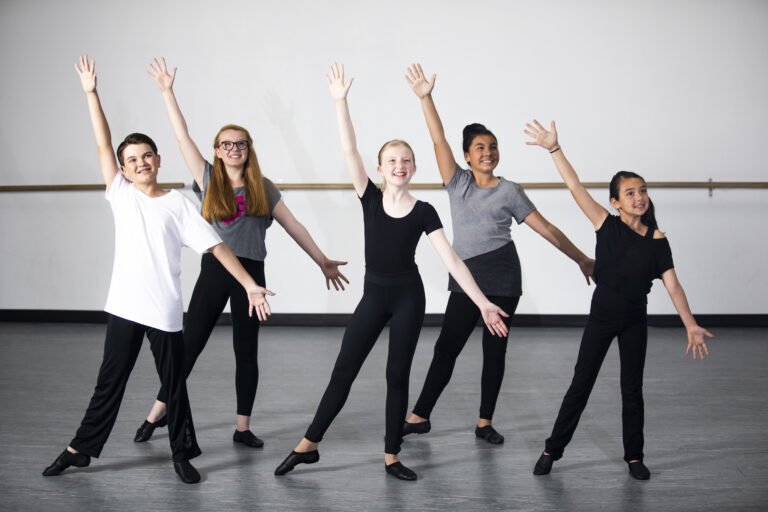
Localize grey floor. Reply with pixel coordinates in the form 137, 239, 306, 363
1, 323, 766, 512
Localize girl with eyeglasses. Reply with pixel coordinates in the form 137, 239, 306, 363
133, 58, 349, 449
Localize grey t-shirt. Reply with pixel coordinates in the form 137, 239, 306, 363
193, 162, 281, 261
446, 165, 536, 296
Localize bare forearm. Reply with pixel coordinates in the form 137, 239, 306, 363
210, 243, 257, 290
85, 91, 111, 149
667, 281, 698, 329
444, 254, 492, 309
161, 89, 191, 142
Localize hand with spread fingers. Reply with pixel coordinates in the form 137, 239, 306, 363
524, 119, 559, 152
147, 57, 177, 92
405, 63, 436, 99
685, 325, 713, 360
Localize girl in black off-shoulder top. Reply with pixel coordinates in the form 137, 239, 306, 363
524, 119, 713, 481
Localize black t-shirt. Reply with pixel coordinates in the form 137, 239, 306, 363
359, 179, 443, 275
592, 215, 674, 310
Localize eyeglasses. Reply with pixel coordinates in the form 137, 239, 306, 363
218, 140, 249, 151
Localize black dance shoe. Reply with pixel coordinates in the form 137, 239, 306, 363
134, 416, 168, 443
402, 420, 431, 436
42, 449, 91, 476
173, 460, 201, 484
533, 453, 554, 475
233, 429, 264, 448
628, 461, 650, 480
274, 450, 320, 475
385, 461, 417, 481
475, 425, 504, 444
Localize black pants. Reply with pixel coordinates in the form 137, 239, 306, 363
412, 292, 519, 421
305, 271, 426, 455
545, 302, 647, 462
70, 314, 200, 462
157, 254, 265, 416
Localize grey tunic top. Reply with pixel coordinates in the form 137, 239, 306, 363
446, 165, 536, 296
193, 161, 281, 261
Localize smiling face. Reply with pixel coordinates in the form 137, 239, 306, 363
214, 129, 249, 168
377, 143, 416, 186
610, 177, 649, 216
120, 143, 160, 185
464, 134, 499, 174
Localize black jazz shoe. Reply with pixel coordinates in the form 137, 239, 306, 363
134, 416, 168, 443
628, 461, 651, 480
475, 425, 504, 444
385, 461, 417, 481
402, 420, 431, 436
233, 429, 264, 448
42, 449, 91, 476
173, 460, 201, 484
533, 453, 554, 475
274, 450, 320, 475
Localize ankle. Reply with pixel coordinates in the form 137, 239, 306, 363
477, 418, 492, 428
406, 413, 427, 424
295, 439, 318, 453
384, 454, 399, 465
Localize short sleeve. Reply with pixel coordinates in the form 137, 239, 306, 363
263, 178, 282, 214
654, 238, 674, 277
420, 202, 443, 235
179, 195, 223, 253
106, 172, 130, 202
445, 164, 472, 193
508, 181, 536, 225
359, 178, 380, 208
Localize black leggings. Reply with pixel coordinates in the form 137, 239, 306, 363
305, 271, 426, 455
157, 253, 265, 416
412, 292, 519, 421
71, 315, 200, 462
545, 302, 647, 462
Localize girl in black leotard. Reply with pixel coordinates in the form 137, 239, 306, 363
524, 120, 713, 480
274, 63, 510, 481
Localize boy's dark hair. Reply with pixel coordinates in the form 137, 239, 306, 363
462, 123, 497, 153
116, 133, 158, 165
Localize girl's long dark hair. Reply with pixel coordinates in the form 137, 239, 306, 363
609, 171, 658, 231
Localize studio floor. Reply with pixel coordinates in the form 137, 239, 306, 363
0, 322, 765, 512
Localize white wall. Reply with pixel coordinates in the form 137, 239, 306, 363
1, 0, 766, 315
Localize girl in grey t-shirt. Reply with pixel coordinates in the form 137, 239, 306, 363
401, 64, 595, 444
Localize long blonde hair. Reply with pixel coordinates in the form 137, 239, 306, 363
202, 124, 269, 222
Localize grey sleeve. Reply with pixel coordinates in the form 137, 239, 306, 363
509, 182, 537, 224
192, 162, 212, 203
264, 178, 282, 215
446, 164, 471, 193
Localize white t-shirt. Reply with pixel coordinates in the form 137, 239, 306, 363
103, 174, 222, 332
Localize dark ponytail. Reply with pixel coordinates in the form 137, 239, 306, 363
462, 123, 497, 153
609, 171, 658, 231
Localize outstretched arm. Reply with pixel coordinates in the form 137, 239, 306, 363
272, 200, 349, 290
210, 242, 275, 321
661, 267, 713, 360
147, 57, 206, 189
326, 63, 368, 197
427, 229, 510, 337
524, 120, 608, 230
405, 64, 457, 185
74, 55, 119, 189
524, 211, 594, 284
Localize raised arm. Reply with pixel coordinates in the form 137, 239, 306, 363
74, 55, 119, 189
326, 63, 367, 197
147, 57, 206, 189
427, 229, 509, 337
523, 211, 594, 284
209, 242, 275, 321
272, 200, 349, 291
661, 267, 713, 360
406, 64, 457, 185
525, 120, 608, 230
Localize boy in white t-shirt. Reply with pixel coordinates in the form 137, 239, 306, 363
42, 56, 275, 484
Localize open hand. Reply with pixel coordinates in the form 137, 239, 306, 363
524, 120, 559, 151
685, 326, 713, 360
481, 303, 510, 338
75, 55, 97, 93
326, 62, 353, 101
405, 63, 435, 99
247, 286, 275, 321
147, 57, 176, 91
322, 258, 350, 291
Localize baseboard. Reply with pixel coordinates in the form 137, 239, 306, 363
0, 310, 766, 327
